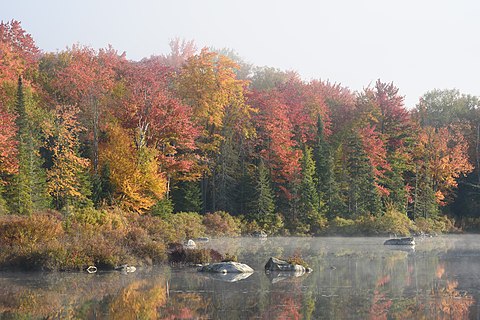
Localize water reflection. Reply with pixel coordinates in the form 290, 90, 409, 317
0, 235, 479, 319
201, 271, 253, 282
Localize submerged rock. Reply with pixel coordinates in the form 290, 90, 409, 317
264, 257, 307, 273
198, 261, 254, 273
384, 237, 415, 246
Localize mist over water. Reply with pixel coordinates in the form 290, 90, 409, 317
1, 235, 480, 319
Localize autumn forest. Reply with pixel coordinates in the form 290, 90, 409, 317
1, 19, 480, 242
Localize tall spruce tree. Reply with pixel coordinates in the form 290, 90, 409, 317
412, 163, 438, 220
251, 160, 276, 226
172, 180, 202, 213
313, 116, 335, 216
299, 145, 323, 233
11, 76, 48, 214
346, 132, 381, 218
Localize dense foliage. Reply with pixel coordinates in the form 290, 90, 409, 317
0, 20, 478, 245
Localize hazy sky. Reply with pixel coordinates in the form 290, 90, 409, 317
3, 0, 479, 108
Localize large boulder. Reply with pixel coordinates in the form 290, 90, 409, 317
384, 237, 415, 246
264, 257, 306, 273
198, 261, 254, 273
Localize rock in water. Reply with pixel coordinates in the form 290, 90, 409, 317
86, 266, 97, 273
264, 257, 306, 272
198, 261, 254, 273
252, 230, 267, 238
384, 237, 415, 246
184, 239, 197, 249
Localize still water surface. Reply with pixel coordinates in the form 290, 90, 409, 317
1, 235, 480, 319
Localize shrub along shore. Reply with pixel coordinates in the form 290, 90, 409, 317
0, 208, 460, 272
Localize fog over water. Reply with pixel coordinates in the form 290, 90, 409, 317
1, 235, 480, 318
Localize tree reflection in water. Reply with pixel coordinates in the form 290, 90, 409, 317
0, 236, 479, 319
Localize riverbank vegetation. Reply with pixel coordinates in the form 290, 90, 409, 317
0, 20, 479, 269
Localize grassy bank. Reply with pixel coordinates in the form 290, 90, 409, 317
0, 208, 459, 271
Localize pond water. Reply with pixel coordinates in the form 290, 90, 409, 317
1, 235, 480, 319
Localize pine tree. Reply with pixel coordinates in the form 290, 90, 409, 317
299, 146, 321, 233
313, 116, 334, 216
412, 163, 438, 220
172, 180, 202, 213
385, 151, 408, 211
92, 163, 114, 208
11, 76, 48, 214
0, 183, 8, 215
251, 160, 276, 226
346, 132, 381, 218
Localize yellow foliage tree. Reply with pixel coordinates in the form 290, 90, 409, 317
46, 105, 91, 211
176, 48, 254, 158
101, 122, 166, 213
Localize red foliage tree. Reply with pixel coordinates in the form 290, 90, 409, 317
120, 59, 200, 179
0, 20, 40, 107
0, 105, 17, 175
250, 89, 301, 198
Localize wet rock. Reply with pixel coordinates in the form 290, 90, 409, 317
86, 266, 97, 273
194, 237, 210, 243
264, 257, 306, 272
184, 239, 197, 249
252, 230, 267, 238
198, 261, 254, 273
115, 264, 136, 273
384, 237, 415, 246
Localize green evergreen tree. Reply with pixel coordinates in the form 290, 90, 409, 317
10, 76, 48, 214
172, 180, 202, 213
346, 132, 381, 218
150, 197, 174, 218
330, 144, 349, 218
412, 164, 438, 220
0, 183, 8, 215
92, 163, 114, 208
234, 163, 257, 216
212, 131, 240, 213
385, 151, 408, 211
251, 160, 276, 226
299, 146, 322, 233
313, 116, 335, 217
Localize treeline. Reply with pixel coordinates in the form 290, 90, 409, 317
1, 20, 479, 235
